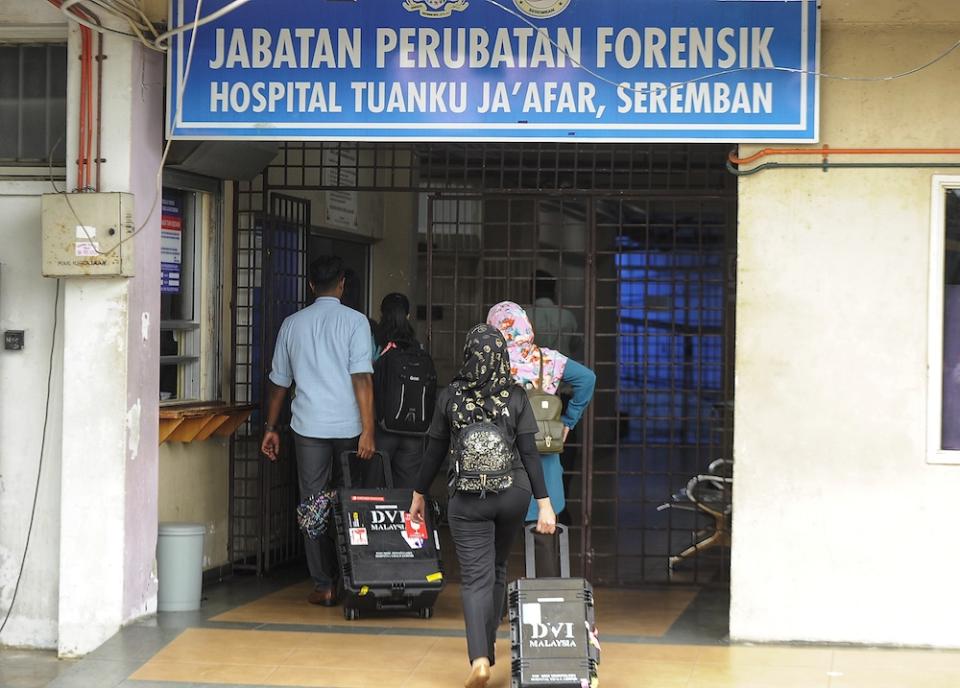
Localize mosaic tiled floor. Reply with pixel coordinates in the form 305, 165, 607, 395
210, 581, 699, 638
128, 628, 960, 688
8, 572, 959, 688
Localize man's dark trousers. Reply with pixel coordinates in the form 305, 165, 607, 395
292, 433, 361, 590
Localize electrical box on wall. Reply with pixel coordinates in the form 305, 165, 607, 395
41, 193, 136, 278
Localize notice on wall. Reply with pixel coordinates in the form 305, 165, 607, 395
74, 225, 100, 257
167, 0, 819, 143
323, 148, 359, 229
161, 196, 182, 294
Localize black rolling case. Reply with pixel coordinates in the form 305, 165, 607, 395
509, 525, 600, 688
333, 451, 444, 620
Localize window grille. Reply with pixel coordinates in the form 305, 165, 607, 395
0, 44, 67, 164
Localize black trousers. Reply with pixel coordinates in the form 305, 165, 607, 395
292, 433, 360, 589
448, 486, 531, 665
372, 428, 424, 489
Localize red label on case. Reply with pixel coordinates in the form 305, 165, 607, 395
404, 512, 428, 539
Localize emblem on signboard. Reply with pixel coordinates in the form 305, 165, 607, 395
403, 0, 469, 18
513, 0, 571, 19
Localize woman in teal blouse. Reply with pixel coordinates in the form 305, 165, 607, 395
486, 301, 596, 522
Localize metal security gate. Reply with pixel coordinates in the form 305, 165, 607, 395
424, 191, 735, 586
591, 195, 735, 585
230, 141, 735, 584
230, 192, 309, 574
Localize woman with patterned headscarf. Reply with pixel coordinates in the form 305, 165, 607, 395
410, 324, 556, 688
487, 301, 596, 524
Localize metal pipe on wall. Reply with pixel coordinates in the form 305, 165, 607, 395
730, 147, 960, 167
727, 161, 960, 177
95, 32, 102, 191
728, 145, 960, 176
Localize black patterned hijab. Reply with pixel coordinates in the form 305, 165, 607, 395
448, 324, 514, 430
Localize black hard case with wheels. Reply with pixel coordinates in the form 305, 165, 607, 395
333, 451, 443, 620
509, 525, 600, 688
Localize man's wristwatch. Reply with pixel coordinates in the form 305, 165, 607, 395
264, 423, 279, 433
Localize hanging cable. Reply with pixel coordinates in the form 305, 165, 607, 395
52, 0, 960, 84
50, 0, 960, 239
75, 0, 162, 48
44, 0, 204, 254
112, 0, 206, 253
91, 0, 160, 39
57, 0, 149, 43
478, 0, 960, 97
55, 0, 252, 52
152, 0, 252, 49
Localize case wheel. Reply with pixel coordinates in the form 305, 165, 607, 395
344, 607, 359, 621
418, 607, 434, 620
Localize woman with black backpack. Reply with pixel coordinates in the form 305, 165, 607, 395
409, 324, 556, 688
372, 293, 436, 488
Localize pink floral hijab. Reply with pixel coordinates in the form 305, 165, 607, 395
486, 301, 569, 395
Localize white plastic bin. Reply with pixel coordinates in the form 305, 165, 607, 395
157, 522, 205, 612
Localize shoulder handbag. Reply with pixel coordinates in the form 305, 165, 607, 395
526, 348, 565, 453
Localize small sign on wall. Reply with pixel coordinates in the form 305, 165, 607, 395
323, 148, 359, 230
161, 196, 182, 294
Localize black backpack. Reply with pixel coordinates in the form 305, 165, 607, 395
374, 343, 437, 435
452, 420, 514, 496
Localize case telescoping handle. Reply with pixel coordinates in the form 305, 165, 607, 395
340, 450, 393, 489
524, 523, 570, 579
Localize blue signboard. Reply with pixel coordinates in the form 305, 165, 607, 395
167, 0, 819, 142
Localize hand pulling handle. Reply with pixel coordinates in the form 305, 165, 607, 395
524, 523, 570, 578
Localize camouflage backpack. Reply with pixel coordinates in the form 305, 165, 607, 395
452, 420, 514, 496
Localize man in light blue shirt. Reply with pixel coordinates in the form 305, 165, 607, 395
261, 255, 375, 606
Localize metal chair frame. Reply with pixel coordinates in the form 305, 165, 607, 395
657, 459, 733, 570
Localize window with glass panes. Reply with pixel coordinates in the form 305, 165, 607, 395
0, 44, 67, 164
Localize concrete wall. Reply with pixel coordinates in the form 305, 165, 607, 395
57, 29, 162, 656
731, 15, 960, 647
159, 442, 230, 570
0, 0, 64, 39
0, 182, 65, 649
0, 0, 66, 651
372, 192, 419, 308
121, 41, 163, 626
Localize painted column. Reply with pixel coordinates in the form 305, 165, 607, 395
57, 27, 161, 657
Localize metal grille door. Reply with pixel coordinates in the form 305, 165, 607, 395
591, 196, 735, 585
230, 191, 308, 574
424, 192, 735, 585
424, 194, 592, 576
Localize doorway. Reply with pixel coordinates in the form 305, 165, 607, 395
308, 234, 371, 315
422, 190, 735, 586
229, 142, 736, 589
